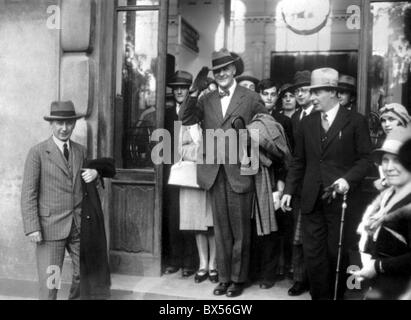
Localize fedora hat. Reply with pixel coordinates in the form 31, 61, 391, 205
373, 125, 411, 163
338, 74, 357, 93
288, 70, 311, 92
167, 70, 193, 87
210, 49, 243, 76
44, 101, 83, 121
309, 68, 339, 90
230, 52, 244, 76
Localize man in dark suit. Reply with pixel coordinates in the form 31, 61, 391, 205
179, 49, 267, 297
281, 68, 372, 300
21, 101, 98, 300
163, 71, 197, 277
287, 70, 315, 296
290, 70, 316, 142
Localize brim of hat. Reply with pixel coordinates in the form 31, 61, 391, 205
337, 85, 356, 92
308, 84, 338, 90
287, 82, 311, 92
167, 82, 191, 87
372, 141, 402, 163
44, 115, 84, 121
279, 86, 295, 98
209, 57, 240, 71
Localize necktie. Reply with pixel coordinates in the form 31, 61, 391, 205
300, 110, 307, 121
63, 143, 69, 161
219, 89, 229, 98
321, 113, 330, 133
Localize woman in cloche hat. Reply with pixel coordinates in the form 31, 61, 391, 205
355, 126, 411, 299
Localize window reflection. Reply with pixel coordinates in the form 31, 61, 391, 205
368, 2, 411, 146
115, 10, 159, 169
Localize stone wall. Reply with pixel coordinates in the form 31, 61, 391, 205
0, 0, 99, 281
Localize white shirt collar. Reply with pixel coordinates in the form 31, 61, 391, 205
300, 104, 314, 119
219, 79, 237, 97
323, 103, 340, 126
52, 135, 70, 154
176, 102, 181, 116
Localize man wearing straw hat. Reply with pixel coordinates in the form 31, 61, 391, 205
21, 101, 98, 300
179, 49, 267, 297
281, 68, 373, 299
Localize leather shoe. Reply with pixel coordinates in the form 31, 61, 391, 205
194, 270, 208, 283
259, 280, 275, 290
288, 281, 309, 296
164, 266, 179, 274
226, 282, 244, 298
182, 268, 195, 277
213, 282, 230, 296
208, 269, 219, 283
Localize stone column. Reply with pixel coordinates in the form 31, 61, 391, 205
60, 0, 95, 149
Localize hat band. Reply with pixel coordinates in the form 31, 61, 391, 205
212, 56, 234, 68
50, 110, 77, 117
339, 84, 356, 90
169, 77, 191, 85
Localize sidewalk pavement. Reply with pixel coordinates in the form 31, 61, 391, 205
0, 273, 311, 300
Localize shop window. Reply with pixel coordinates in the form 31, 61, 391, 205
115, 8, 159, 169
271, 51, 357, 84
367, 2, 411, 146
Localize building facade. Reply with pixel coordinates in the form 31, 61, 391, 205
0, 0, 410, 283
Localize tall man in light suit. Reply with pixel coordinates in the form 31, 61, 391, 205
281, 68, 372, 299
21, 101, 98, 300
179, 49, 267, 297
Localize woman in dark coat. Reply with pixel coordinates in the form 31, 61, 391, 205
80, 158, 116, 300
355, 127, 411, 299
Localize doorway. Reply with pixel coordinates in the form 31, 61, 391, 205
109, 0, 168, 276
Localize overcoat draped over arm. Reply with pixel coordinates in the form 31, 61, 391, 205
80, 158, 116, 300
247, 113, 291, 236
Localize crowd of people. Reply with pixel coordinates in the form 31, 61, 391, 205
162, 48, 411, 300
19, 48, 411, 300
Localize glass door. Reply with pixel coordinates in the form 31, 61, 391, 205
110, 0, 168, 276
360, 1, 411, 147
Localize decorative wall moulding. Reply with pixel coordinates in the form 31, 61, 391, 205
61, 0, 96, 53
60, 54, 95, 118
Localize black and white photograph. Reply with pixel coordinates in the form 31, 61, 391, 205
1, 0, 411, 308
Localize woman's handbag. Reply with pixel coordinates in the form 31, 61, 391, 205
168, 160, 200, 188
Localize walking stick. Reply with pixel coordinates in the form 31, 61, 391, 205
333, 192, 348, 300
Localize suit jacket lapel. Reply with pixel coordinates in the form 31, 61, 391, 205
210, 91, 224, 125
311, 113, 322, 156
322, 106, 350, 153
222, 86, 244, 125
46, 137, 70, 177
